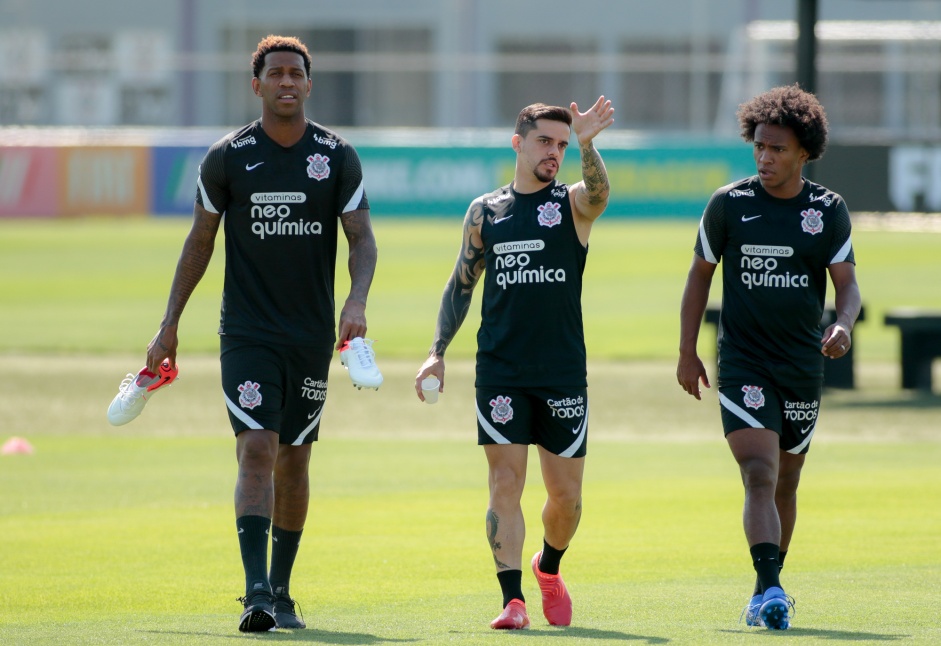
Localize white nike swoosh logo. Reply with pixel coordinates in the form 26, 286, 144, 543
800, 424, 813, 435
246, 162, 264, 171
742, 215, 762, 222
308, 412, 319, 419
493, 214, 514, 224
237, 527, 244, 534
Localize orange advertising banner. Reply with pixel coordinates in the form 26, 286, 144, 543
58, 146, 150, 216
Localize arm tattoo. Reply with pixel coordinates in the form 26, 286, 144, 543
163, 210, 219, 326
340, 209, 378, 304
580, 142, 610, 206
486, 509, 511, 570
430, 202, 485, 357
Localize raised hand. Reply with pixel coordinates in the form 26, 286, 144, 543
570, 96, 615, 147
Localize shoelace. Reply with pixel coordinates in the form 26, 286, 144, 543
237, 590, 272, 606
739, 600, 760, 625
352, 339, 377, 368
116, 373, 136, 394
275, 595, 304, 622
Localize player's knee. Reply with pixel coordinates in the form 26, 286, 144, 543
488, 464, 525, 499
237, 430, 278, 469
738, 457, 777, 492
775, 468, 802, 498
549, 489, 582, 514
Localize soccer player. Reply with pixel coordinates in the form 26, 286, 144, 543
676, 85, 862, 630
144, 35, 378, 632
414, 98, 615, 629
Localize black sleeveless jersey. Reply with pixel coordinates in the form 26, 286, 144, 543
475, 181, 588, 388
196, 120, 368, 347
694, 176, 855, 385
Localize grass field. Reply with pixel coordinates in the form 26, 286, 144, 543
1, 218, 939, 645
1, 217, 939, 361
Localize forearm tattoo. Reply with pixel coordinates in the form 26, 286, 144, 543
165, 214, 218, 325
341, 209, 378, 304
580, 142, 610, 206
430, 202, 485, 357
486, 509, 511, 570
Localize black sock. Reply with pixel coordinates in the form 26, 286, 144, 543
538, 539, 568, 575
752, 548, 787, 596
269, 526, 303, 597
750, 542, 782, 594
496, 570, 524, 608
236, 515, 271, 595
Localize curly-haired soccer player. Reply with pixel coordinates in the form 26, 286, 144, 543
677, 85, 862, 630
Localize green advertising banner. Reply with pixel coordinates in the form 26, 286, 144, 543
357, 140, 754, 218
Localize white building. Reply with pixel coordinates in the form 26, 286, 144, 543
2, 0, 941, 141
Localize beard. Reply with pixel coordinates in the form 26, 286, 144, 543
533, 161, 557, 183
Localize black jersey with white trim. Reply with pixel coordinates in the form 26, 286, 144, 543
694, 176, 855, 385
475, 181, 588, 388
196, 120, 369, 346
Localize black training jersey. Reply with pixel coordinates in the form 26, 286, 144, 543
695, 176, 855, 385
196, 120, 369, 347
475, 181, 588, 388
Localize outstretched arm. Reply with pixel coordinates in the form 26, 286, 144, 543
569, 96, 615, 228
414, 200, 486, 400
146, 203, 221, 373
337, 208, 378, 349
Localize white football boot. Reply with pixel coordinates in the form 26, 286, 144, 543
107, 362, 179, 426
338, 337, 383, 390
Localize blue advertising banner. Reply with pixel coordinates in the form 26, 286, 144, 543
151, 146, 205, 216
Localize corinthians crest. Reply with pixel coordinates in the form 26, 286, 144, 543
537, 202, 562, 228
741, 385, 765, 410
490, 395, 514, 424
800, 208, 823, 235
307, 154, 330, 181
238, 381, 263, 409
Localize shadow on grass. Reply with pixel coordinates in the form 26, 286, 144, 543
141, 629, 418, 643
719, 627, 910, 641
511, 627, 668, 642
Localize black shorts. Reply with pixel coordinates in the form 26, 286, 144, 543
220, 336, 331, 445
475, 386, 588, 458
718, 378, 822, 455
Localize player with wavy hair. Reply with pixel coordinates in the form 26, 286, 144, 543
677, 85, 861, 630
737, 84, 829, 162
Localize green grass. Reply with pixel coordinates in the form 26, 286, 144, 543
1, 354, 940, 644
0, 217, 938, 360
1, 218, 940, 643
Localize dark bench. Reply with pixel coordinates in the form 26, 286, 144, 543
703, 304, 865, 389
883, 309, 941, 392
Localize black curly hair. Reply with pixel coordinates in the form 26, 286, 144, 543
252, 35, 312, 79
736, 84, 829, 161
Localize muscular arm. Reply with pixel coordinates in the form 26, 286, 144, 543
414, 201, 485, 400
676, 255, 717, 399
572, 141, 611, 220
146, 203, 221, 373
568, 96, 614, 242
430, 201, 486, 358
337, 208, 378, 348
